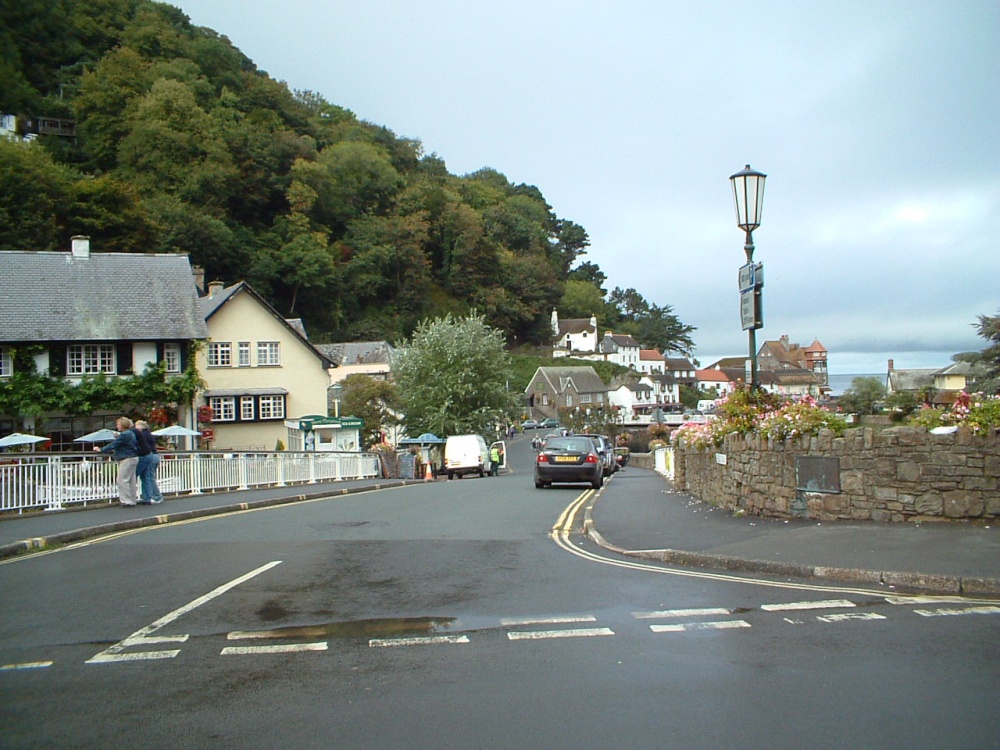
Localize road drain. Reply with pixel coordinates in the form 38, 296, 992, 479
231, 617, 458, 641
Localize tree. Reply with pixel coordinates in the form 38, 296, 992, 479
838, 376, 886, 415
340, 374, 399, 448
392, 313, 515, 436
973, 310, 1000, 394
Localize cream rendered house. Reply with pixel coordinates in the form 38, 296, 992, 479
199, 281, 333, 450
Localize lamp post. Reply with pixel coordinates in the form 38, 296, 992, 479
329, 382, 343, 418
729, 164, 767, 392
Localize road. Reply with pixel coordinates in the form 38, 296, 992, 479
1, 437, 998, 749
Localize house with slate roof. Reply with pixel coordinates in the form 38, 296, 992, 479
525, 366, 609, 420
0, 237, 208, 446
199, 280, 336, 451
314, 341, 395, 383
551, 310, 599, 357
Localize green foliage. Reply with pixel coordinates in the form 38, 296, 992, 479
1, 0, 696, 354
340, 374, 399, 448
909, 392, 1000, 434
837, 376, 886, 415
673, 387, 846, 449
393, 313, 515, 436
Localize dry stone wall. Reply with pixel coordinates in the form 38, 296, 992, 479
674, 426, 999, 522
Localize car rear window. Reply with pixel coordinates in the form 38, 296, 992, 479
546, 438, 593, 452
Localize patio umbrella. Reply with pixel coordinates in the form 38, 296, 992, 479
0, 432, 49, 448
73, 428, 118, 443
152, 425, 203, 437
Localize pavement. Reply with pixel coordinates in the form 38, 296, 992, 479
2, 466, 998, 597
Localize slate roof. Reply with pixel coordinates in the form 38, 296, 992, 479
530, 366, 607, 395
557, 317, 597, 336
314, 341, 395, 367
1, 250, 208, 342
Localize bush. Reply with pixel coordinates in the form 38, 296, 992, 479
908, 392, 1000, 435
673, 387, 846, 449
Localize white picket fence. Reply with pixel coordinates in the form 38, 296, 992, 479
0, 451, 383, 514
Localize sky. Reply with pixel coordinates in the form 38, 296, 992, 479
173, 0, 999, 375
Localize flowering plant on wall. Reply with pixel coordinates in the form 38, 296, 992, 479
673, 387, 846, 449
909, 392, 1000, 434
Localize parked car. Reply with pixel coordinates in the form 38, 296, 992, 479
534, 435, 604, 489
575, 433, 616, 476
522, 420, 540, 430
540, 418, 560, 429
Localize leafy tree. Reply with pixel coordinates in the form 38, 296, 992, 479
559, 279, 608, 321
393, 313, 515, 436
567, 261, 607, 293
633, 303, 697, 356
838, 376, 886, 415
0, 139, 75, 251
340, 374, 399, 448
973, 310, 1000, 394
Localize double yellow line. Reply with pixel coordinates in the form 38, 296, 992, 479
550, 490, 594, 545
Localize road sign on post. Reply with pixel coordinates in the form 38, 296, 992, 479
741, 288, 763, 330
738, 262, 756, 292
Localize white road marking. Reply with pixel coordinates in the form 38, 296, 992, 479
914, 606, 1000, 618
816, 612, 886, 623
633, 608, 731, 619
221, 643, 327, 655
762, 599, 857, 612
369, 635, 470, 647
500, 615, 597, 626
650, 620, 751, 633
507, 627, 615, 641
87, 560, 283, 664
1, 661, 53, 671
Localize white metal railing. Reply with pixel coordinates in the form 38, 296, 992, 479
653, 446, 675, 479
0, 451, 382, 514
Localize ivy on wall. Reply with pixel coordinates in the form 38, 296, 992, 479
0, 343, 204, 420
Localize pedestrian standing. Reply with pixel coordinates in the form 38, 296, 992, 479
133, 419, 163, 504
489, 444, 501, 476
96, 416, 139, 506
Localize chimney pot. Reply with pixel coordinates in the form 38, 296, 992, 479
208, 280, 224, 297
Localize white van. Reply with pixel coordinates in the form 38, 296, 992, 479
697, 399, 718, 414
444, 434, 495, 479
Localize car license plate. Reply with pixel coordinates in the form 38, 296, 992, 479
554, 455, 577, 463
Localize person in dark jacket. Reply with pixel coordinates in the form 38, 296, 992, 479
96, 417, 139, 506
133, 419, 163, 504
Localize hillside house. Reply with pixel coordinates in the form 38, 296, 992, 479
551, 310, 599, 357
526, 366, 609, 420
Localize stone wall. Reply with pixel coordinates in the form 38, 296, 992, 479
674, 426, 1000, 522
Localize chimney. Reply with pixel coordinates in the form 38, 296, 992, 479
208, 280, 224, 297
780, 334, 789, 350
192, 265, 206, 294
71, 235, 90, 259
888, 358, 894, 372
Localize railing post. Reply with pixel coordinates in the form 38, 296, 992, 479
44, 455, 64, 511
189, 453, 203, 495
307, 452, 317, 484
277, 452, 286, 487
238, 453, 249, 490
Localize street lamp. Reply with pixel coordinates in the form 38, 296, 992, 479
329, 382, 343, 418
730, 164, 767, 392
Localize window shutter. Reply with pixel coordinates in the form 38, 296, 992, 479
117, 343, 133, 375
49, 345, 66, 377
156, 342, 164, 365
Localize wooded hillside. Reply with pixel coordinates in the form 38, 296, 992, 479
0, 0, 694, 353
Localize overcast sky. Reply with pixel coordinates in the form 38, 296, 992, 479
173, 0, 998, 374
